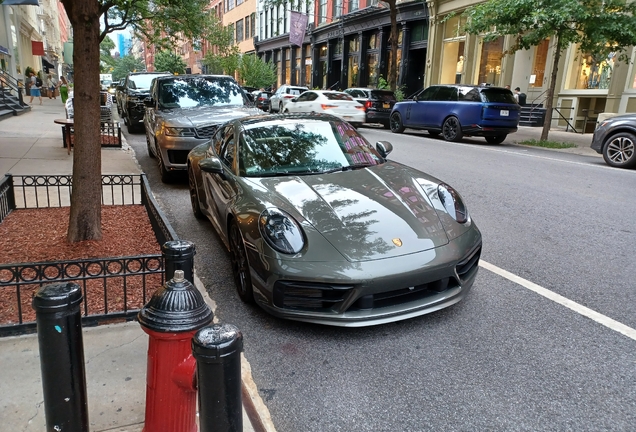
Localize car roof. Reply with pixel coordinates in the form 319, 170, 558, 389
235, 113, 344, 127
153, 74, 236, 81
127, 71, 171, 76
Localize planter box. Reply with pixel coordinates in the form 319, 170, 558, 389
62, 121, 122, 148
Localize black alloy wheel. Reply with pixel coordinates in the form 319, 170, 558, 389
390, 112, 405, 133
146, 132, 155, 158
442, 116, 463, 142
485, 135, 507, 144
188, 165, 204, 219
156, 144, 172, 183
603, 132, 636, 168
229, 222, 254, 303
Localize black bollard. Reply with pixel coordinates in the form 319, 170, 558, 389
32, 282, 89, 432
193, 324, 244, 432
162, 240, 196, 285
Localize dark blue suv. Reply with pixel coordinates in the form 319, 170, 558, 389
390, 85, 520, 144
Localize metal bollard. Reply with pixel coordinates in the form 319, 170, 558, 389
193, 324, 244, 432
32, 282, 89, 432
162, 240, 196, 285
138, 269, 213, 432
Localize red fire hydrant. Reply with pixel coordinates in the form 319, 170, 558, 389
138, 269, 213, 432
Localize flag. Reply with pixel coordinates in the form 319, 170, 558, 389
289, 11, 308, 47
31, 41, 45, 56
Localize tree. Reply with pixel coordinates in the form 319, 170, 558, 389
58, 0, 214, 242
462, 0, 636, 141
154, 50, 187, 74
100, 36, 116, 71
201, 14, 240, 75
238, 54, 277, 89
381, 0, 399, 92
112, 55, 146, 81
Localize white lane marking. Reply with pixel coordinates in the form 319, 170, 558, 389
480, 260, 636, 342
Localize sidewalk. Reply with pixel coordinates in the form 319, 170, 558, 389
510, 125, 600, 158
0, 98, 271, 432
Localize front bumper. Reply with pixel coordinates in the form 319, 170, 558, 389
155, 133, 209, 171
247, 227, 482, 327
590, 129, 606, 153
462, 124, 518, 136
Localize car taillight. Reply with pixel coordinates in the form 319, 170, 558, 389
356, 106, 366, 111
258, 97, 265, 101
284, 95, 294, 99
365, 100, 372, 109
321, 104, 338, 110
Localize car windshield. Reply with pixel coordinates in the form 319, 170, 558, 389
286, 87, 306, 95
159, 76, 246, 108
324, 92, 353, 101
239, 119, 383, 177
480, 88, 517, 104
370, 90, 396, 101
129, 74, 168, 90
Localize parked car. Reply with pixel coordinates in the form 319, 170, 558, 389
144, 74, 262, 182
115, 79, 126, 114
390, 84, 521, 144
254, 91, 273, 111
269, 84, 308, 112
187, 113, 482, 326
343, 87, 397, 128
591, 114, 636, 168
120, 71, 172, 132
282, 90, 366, 128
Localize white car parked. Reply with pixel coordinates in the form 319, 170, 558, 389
269, 85, 308, 113
282, 90, 366, 127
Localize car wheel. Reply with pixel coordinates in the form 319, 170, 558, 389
603, 132, 636, 168
485, 135, 507, 144
229, 221, 254, 303
279, 103, 284, 112
116, 103, 121, 114
442, 116, 463, 142
428, 130, 440, 137
156, 146, 172, 183
390, 112, 405, 133
188, 164, 204, 219
146, 132, 155, 158
283, 108, 289, 113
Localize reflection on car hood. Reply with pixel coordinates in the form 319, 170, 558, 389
251, 162, 449, 262
158, 106, 262, 128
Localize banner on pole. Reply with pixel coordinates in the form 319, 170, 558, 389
289, 12, 308, 47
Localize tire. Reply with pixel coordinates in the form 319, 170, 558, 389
283, 108, 289, 113
268, 103, 274, 113
229, 221, 254, 303
485, 134, 507, 144
156, 146, 172, 183
188, 165, 204, 219
428, 130, 440, 137
146, 132, 155, 158
442, 116, 463, 142
603, 132, 636, 168
390, 112, 405, 133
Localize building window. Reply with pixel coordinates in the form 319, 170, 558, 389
411, 23, 428, 43
237, 0, 243, 5
348, 56, 359, 88
260, 12, 264, 40
226, 0, 234, 12
245, 16, 250, 40
250, 13, 256, 37
531, 39, 549, 88
236, 19, 244, 43
367, 53, 379, 87
566, 48, 615, 90
334, 39, 343, 56
440, 14, 467, 85
270, 8, 275, 37
228, 23, 235, 44
349, 35, 360, 53
319, 0, 328, 24
285, 48, 291, 84
305, 45, 312, 87
333, 0, 343, 18
476, 36, 504, 86
348, 0, 359, 13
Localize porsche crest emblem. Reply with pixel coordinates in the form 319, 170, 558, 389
392, 238, 403, 247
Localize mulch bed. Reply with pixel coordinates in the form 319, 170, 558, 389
0, 206, 162, 325
68, 133, 121, 147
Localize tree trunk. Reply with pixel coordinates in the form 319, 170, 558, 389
387, 0, 399, 91
541, 35, 563, 142
61, 0, 103, 242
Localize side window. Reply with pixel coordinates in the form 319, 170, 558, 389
434, 86, 457, 102
460, 88, 481, 102
213, 128, 224, 155
418, 86, 439, 101
306, 92, 319, 101
296, 92, 312, 102
220, 127, 236, 169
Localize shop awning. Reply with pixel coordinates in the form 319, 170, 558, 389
3, 0, 40, 5
42, 58, 55, 69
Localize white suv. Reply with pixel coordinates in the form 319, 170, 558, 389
269, 85, 308, 113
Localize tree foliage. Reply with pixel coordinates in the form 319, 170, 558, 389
112, 55, 146, 81
59, 0, 216, 242
238, 54, 277, 89
100, 36, 116, 71
201, 14, 241, 75
154, 50, 187, 74
462, 0, 636, 141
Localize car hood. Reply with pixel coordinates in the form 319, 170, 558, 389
158, 106, 262, 128
250, 163, 449, 262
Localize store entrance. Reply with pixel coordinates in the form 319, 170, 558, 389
329, 59, 342, 90
405, 48, 426, 97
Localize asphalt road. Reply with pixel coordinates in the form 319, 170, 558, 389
123, 122, 636, 432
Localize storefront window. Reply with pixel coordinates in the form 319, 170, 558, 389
334, 39, 343, 56
443, 15, 467, 39
531, 39, 549, 87
369, 34, 379, 50
349, 36, 360, 53
476, 37, 504, 86
321, 61, 327, 88
567, 51, 615, 90
367, 53, 379, 87
305, 46, 312, 87
441, 41, 465, 84
295, 56, 301, 84
285, 48, 291, 85
348, 56, 359, 88
320, 44, 327, 58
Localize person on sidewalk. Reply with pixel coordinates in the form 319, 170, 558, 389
47, 75, 57, 99
59, 76, 69, 104
28, 72, 43, 105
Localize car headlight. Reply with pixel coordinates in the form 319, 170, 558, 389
164, 127, 196, 137
259, 208, 305, 254
437, 183, 468, 224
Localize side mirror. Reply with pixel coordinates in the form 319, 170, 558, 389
412, 95, 419, 102
143, 97, 155, 107
376, 141, 393, 158
199, 157, 225, 177
290, 97, 298, 103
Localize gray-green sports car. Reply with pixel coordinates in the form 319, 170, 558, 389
187, 114, 482, 327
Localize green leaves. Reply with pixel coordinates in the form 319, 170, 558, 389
112, 55, 145, 81
154, 50, 187, 74
239, 54, 277, 89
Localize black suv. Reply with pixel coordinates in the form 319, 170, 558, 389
343, 88, 397, 128
120, 71, 171, 132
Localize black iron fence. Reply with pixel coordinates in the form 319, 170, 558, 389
0, 174, 178, 336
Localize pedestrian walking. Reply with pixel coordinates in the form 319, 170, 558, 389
47, 74, 57, 99
28, 72, 43, 105
59, 76, 69, 104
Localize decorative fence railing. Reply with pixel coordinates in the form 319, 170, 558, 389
0, 174, 178, 336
